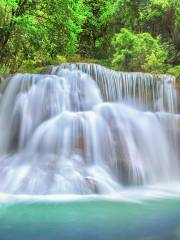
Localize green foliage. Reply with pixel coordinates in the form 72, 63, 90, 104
167, 66, 180, 81
0, 0, 179, 75
51, 55, 67, 65
79, 0, 116, 58
114, 0, 180, 66
139, 0, 180, 65
0, 0, 84, 73
112, 28, 168, 72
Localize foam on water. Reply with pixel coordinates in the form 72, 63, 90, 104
1, 184, 180, 204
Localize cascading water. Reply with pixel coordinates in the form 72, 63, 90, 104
0, 64, 179, 195
48, 63, 177, 113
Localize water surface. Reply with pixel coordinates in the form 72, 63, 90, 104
0, 196, 180, 240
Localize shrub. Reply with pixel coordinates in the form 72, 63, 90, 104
112, 28, 168, 72
167, 65, 180, 81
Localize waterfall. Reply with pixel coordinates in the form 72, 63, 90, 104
0, 64, 179, 195
47, 63, 177, 113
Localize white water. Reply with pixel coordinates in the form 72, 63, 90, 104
49, 63, 177, 112
0, 64, 179, 197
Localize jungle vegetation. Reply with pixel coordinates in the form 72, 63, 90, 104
0, 0, 179, 79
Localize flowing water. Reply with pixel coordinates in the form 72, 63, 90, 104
0, 63, 179, 239
0, 63, 179, 194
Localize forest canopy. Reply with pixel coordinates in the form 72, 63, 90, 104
0, 0, 179, 78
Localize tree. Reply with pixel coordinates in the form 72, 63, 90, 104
0, 0, 85, 73
79, 0, 115, 58
139, 0, 180, 65
114, 0, 180, 65
112, 28, 168, 72
0, 0, 179, 75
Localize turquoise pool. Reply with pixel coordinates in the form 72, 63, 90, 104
0, 198, 180, 240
